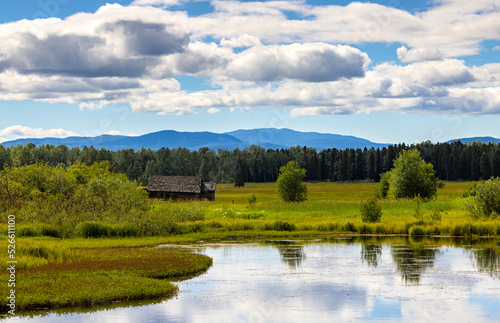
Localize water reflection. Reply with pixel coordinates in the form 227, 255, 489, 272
265, 240, 306, 269
361, 243, 383, 267
469, 247, 500, 279
390, 241, 441, 284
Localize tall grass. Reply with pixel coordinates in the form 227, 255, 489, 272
1, 181, 499, 240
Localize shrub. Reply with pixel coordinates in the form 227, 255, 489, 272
409, 226, 425, 236
374, 224, 386, 234
272, 220, 296, 231
113, 223, 140, 237
276, 161, 307, 202
246, 194, 257, 206
77, 222, 110, 238
358, 224, 373, 234
380, 149, 438, 200
465, 177, 500, 219
18, 226, 39, 237
40, 225, 62, 238
360, 197, 382, 223
429, 208, 443, 222
341, 221, 357, 232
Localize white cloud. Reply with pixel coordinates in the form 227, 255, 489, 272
0, 0, 498, 117
104, 130, 123, 136
131, 0, 188, 8
0, 125, 80, 141
493, 46, 500, 51
206, 108, 220, 114
225, 43, 370, 82
220, 34, 262, 48
397, 46, 444, 63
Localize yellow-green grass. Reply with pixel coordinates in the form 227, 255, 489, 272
157, 181, 499, 238
3, 182, 497, 240
0, 244, 212, 313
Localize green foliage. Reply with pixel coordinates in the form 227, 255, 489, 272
0, 162, 148, 236
341, 221, 357, 232
360, 197, 382, 223
462, 181, 481, 197
246, 194, 257, 206
408, 226, 425, 236
429, 208, 444, 222
381, 149, 438, 200
276, 161, 308, 202
266, 220, 296, 231
379, 172, 391, 198
465, 177, 500, 219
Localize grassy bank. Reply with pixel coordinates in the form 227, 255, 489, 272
0, 243, 212, 313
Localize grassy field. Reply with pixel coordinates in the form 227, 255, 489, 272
147, 181, 500, 238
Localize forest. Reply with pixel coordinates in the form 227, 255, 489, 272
1, 140, 499, 185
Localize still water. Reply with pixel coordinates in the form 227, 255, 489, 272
6, 237, 500, 322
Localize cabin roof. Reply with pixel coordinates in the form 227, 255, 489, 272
147, 175, 202, 194
203, 182, 216, 192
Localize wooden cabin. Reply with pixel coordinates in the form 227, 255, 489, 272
147, 175, 216, 201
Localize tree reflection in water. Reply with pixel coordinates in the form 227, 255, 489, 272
469, 247, 500, 279
390, 239, 441, 284
361, 243, 383, 267
266, 240, 306, 269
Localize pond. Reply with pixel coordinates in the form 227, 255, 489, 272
4, 237, 500, 322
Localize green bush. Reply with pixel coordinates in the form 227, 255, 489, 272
77, 222, 111, 238
409, 226, 425, 236
276, 161, 308, 202
113, 223, 140, 237
380, 149, 438, 200
465, 177, 500, 219
271, 220, 296, 231
18, 226, 39, 237
246, 194, 257, 206
358, 224, 373, 234
374, 224, 386, 234
40, 225, 61, 238
341, 221, 357, 232
360, 197, 382, 223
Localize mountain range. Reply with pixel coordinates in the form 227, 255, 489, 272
1, 128, 499, 151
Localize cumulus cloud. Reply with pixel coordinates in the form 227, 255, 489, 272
0, 125, 80, 142
206, 107, 220, 114
397, 46, 444, 63
0, 0, 498, 117
226, 43, 370, 82
100, 20, 190, 56
131, 0, 188, 8
220, 34, 262, 48
0, 19, 189, 78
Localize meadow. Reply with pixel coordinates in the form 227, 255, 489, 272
147, 181, 500, 239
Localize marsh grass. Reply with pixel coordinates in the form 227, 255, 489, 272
0, 246, 212, 312
3, 181, 494, 239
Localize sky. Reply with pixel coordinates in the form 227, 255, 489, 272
0, 0, 499, 145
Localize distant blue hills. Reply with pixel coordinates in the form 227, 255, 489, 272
1, 128, 498, 151
447, 137, 500, 144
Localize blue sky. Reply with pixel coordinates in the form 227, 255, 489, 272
0, 0, 499, 145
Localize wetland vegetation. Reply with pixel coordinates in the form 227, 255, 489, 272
1, 159, 499, 314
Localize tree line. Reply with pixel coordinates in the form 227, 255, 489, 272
1, 140, 499, 185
